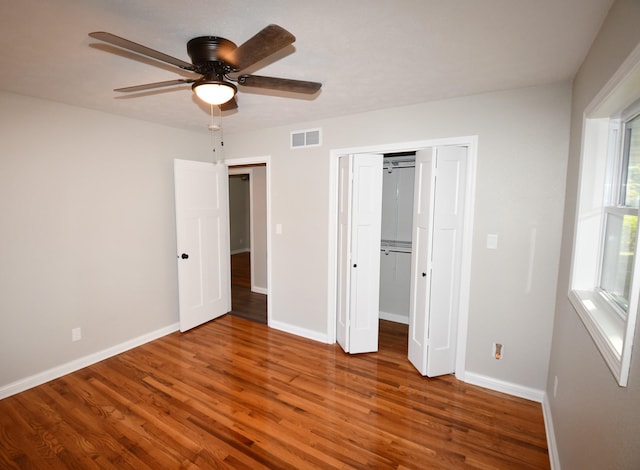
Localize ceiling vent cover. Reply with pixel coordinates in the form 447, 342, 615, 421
291, 128, 322, 149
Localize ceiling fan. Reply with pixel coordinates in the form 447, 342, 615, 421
88, 24, 322, 110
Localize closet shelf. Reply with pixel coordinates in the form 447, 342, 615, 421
381, 239, 412, 254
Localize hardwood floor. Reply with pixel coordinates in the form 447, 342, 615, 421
230, 252, 267, 324
0, 315, 549, 469
231, 252, 252, 289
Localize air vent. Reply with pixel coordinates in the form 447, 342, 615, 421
291, 128, 322, 149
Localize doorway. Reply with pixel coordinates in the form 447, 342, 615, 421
227, 159, 271, 324
328, 137, 476, 379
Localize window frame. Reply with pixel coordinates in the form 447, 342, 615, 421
598, 207, 637, 316
597, 121, 640, 318
570, 46, 640, 387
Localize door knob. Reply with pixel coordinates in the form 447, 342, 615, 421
181, 253, 189, 259
353, 264, 357, 268
422, 272, 427, 277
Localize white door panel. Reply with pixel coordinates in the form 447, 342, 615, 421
426, 146, 467, 376
349, 155, 383, 353
336, 154, 383, 354
408, 146, 467, 377
336, 156, 352, 352
408, 149, 435, 374
174, 159, 230, 332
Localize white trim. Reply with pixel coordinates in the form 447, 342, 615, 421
225, 156, 271, 325
248, 169, 256, 289
542, 393, 561, 470
252, 286, 268, 295
379, 311, 409, 325
327, 136, 478, 381
569, 290, 625, 380
269, 319, 331, 344
229, 167, 256, 287
463, 371, 545, 403
454, 137, 478, 382
230, 248, 250, 255
568, 45, 640, 387
225, 156, 268, 167
0, 323, 179, 399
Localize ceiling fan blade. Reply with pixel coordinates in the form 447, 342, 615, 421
114, 78, 196, 93
220, 24, 295, 71
220, 96, 238, 111
238, 75, 321, 94
89, 32, 195, 71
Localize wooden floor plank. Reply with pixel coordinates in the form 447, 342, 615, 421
230, 252, 267, 324
0, 316, 549, 469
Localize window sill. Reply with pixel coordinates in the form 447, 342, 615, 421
569, 289, 626, 385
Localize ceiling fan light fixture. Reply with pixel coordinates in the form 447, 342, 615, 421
192, 80, 237, 105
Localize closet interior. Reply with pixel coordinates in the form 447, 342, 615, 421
379, 152, 416, 326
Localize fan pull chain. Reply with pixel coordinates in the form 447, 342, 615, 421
209, 104, 224, 163
220, 115, 224, 151
210, 104, 216, 157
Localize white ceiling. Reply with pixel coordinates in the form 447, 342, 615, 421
0, 0, 613, 134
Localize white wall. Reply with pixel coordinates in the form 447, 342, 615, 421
228, 175, 250, 253
547, 1, 640, 468
224, 82, 571, 393
251, 166, 268, 291
0, 82, 571, 399
0, 91, 211, 391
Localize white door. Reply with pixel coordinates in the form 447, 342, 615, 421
408, 148, 436, 372
174, 159, 231, 332
408, 146, 467, 376
336, 153, 383, 353
336, 156, 352, 352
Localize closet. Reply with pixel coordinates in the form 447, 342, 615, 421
335, 143, 471, 377
379, 152, 416, 325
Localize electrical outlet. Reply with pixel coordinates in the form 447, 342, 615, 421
493, 342, 503, 360
71, 327, 82, 342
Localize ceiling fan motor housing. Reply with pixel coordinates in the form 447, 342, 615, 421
187, 36, 237, 74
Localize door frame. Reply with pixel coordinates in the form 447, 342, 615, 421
327, 137, 477, 380
228, 166, 268, 295
224, 155, 272, 325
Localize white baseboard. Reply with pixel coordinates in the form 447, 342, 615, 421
251, 285, 268, 295
0, 323, 179, 400
230, 248, 250, 255
269, 319, 331, 344
379, 311, 409, 324
462, 371, 545, 403
542, 392, 561, 470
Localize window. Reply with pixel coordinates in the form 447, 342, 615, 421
599, 115, 640, 315
570, 47, 640, 387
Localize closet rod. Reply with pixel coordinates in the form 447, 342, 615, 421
381, 239, 412, 254
381, 247, 412, 255
383, 163, 415, 171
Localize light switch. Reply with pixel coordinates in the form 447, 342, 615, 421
487, 233, 498, 250
275, 223, 283, 235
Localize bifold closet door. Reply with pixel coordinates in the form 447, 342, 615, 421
408, 149, 435, 373
336, 153, 383, 354
408, 146, 467, 377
